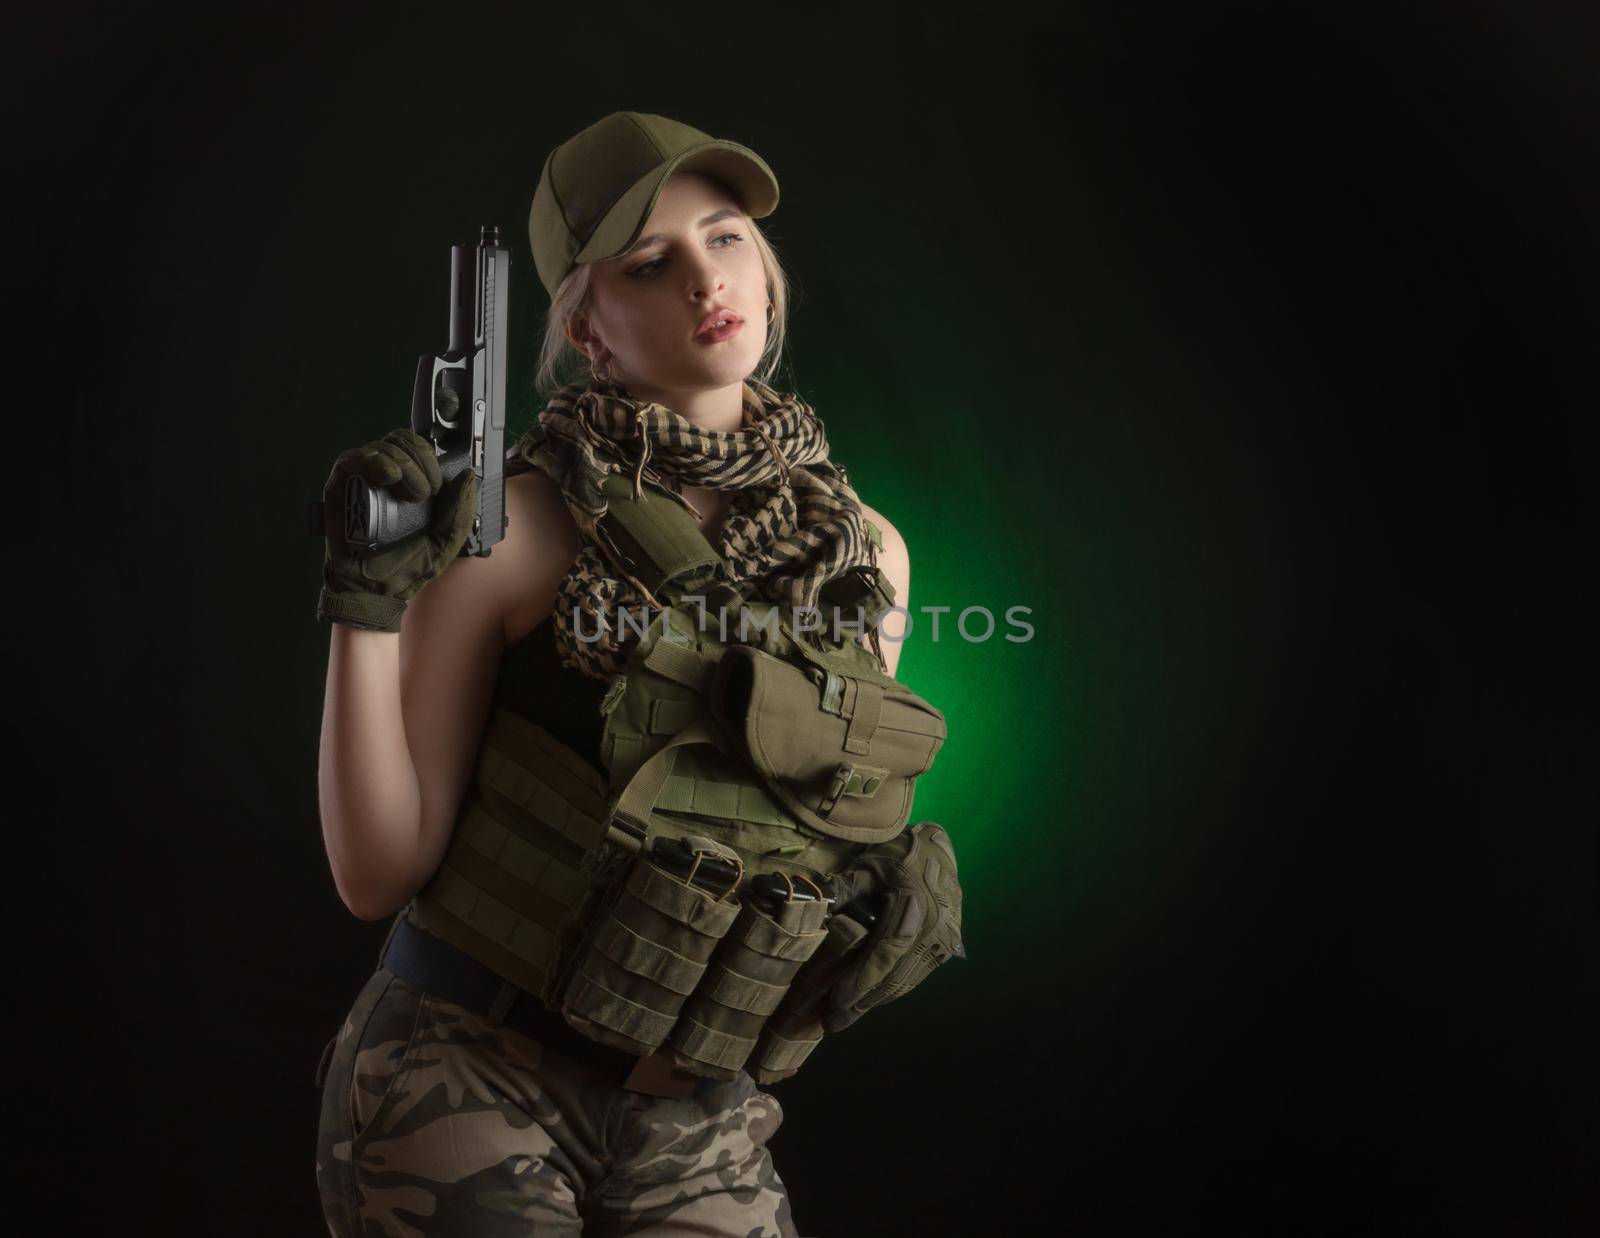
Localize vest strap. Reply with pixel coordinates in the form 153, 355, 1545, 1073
598, 473, 723, 597
605, 718, 730, 844
842, 678, 884, 756
644, 638, 718, 692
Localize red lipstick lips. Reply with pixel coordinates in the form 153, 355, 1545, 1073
695, 307, 744, 341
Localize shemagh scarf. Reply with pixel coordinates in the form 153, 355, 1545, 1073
509, 376, 878, 680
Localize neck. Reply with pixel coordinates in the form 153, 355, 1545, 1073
616, 377, 752, 433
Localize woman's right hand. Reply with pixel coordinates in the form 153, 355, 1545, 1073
316, 428, 480, 633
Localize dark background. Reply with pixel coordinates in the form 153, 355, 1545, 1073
9, 1, 1597, 1233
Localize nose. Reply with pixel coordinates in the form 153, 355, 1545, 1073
685, 248, 727, 302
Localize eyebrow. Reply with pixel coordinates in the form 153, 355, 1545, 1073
625, 208, 745, 256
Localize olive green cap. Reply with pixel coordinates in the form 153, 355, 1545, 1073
529, 111, 780, 300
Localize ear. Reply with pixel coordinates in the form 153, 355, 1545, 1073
565, 316, 599, 359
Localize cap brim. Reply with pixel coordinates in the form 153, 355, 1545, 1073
575, 140, 780, 267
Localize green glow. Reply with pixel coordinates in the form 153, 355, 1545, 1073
794, 367, 1074, 924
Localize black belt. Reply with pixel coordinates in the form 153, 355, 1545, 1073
381, 915, 652, 1082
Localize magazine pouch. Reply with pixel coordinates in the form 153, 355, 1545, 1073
558, 836, 742, 1056
665, 873, 831, 1079
746, 908, 872, 1084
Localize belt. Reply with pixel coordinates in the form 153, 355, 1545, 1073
381, 914, 703, 1094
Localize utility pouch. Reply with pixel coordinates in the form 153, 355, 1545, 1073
558, 835, 743, 1057
747, 908, 871, 1084
709, 645, 946, 845
665, 873, 831, 1080
817, 564, 897, 634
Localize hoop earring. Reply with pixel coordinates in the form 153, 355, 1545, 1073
766, 302, 775, 326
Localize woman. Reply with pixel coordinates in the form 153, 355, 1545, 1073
312, 112, 954, 1237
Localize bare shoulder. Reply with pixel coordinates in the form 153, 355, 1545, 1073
505, 466, 578, 541
499, 469, 582, 643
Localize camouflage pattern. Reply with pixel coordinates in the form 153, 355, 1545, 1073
315, 966, 797, 1236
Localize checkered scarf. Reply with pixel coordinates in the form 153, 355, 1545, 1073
508, 376, 877, 679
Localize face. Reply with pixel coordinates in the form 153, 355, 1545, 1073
573, 171, 768, 399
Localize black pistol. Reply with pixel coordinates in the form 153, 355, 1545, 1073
308, 225, 511, 556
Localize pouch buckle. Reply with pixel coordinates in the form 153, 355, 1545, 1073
818, 761, 890, 818
584, 809, 648, 877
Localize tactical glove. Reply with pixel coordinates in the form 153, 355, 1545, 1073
817, 820, 965, 1033
315, 428, 479, 633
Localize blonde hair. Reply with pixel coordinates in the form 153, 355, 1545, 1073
534, 211, 793, 397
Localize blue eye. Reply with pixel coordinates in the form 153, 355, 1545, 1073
628, 232, 744, 278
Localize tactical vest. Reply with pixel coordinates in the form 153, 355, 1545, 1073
403, 447, 948, 1083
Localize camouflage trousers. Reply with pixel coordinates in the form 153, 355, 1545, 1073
314, 966, 798, 1237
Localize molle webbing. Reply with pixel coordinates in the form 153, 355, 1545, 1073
657, 769, 790, 826
665, 891, 829, 1078
412, 708, 610, 999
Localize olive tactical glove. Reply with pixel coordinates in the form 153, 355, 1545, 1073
817, 820, 965, 1033
316, 428, 479, 633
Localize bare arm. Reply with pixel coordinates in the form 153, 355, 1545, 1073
857, 502, 910, 679
317, 470, 579, 919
